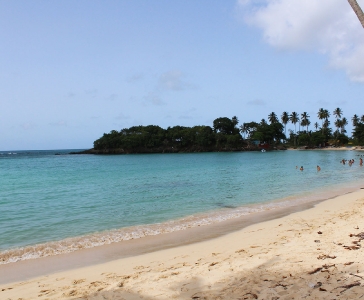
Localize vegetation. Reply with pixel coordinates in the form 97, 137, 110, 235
88, 108, 364, 154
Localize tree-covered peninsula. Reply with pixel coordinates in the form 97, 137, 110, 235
79, 108, 364, 154
82, 116, 285, 154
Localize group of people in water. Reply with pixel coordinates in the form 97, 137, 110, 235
296, 156, 363, 172
341, 157, 363, 166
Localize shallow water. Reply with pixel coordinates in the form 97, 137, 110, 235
1, 149, 363, 264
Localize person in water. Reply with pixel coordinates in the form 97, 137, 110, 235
360, 158, 363, 166
317, 165, 321, 171
300, 166, 304, 171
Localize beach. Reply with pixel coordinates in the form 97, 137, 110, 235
2, 188, 364, 299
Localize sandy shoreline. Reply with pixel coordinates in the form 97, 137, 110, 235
2, 189, 364, 299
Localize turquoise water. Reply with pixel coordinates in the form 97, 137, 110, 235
1, 149, 363, 263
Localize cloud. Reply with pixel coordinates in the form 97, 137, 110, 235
158, 70, 195, 91
238, 0, 364, 82
247, 99, 266, 105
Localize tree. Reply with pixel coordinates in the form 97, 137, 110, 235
352, 114, 360, 127
239, 123, 247, 139
341, 117, 348, 134
213, 117, 237, 135
268, 112, 279, 124
314, 122, 319, 131
250, 122, 285, 145
348, 0, 364, 28
290, 112, 299, 133
290, 112, 299, 147
232, 116, 239, 127
243, 122, 259, 138
281, 111, 289, 138
353, 123, 364, 145
301, 112, 310, 132
333, 108, 343, 145
333, 107, 343, 120
318, 108, 330, 135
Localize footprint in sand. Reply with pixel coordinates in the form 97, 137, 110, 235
62, 289, 78, 297
72, 279, 85, 285
56, 277, 65, 281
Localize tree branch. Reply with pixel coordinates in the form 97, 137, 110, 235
348, 0, 364, 28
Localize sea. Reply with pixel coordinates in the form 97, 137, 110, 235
1, 149, 363, 265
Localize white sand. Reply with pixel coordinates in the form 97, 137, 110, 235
2, 189, 364, 299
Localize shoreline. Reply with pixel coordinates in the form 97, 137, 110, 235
2, 188, 364, 299
1, 180, 360, 278
0, 197, 324, 285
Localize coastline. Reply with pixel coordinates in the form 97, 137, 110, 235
2, 188, 364, 299
288, 146, 364, 151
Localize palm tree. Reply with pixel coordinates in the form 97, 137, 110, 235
333, 108, 343, 145
281, 112, 289, 138
232, 116, 239, 127
352, 114, 360, 127
333, 107, 343, 120
240, 123, 248, 139
323, 118, 330, 129
317, 108, 326, 134
268, 112, 278, 124
301, 112, 310, 132
334, 118, 341, 138
290, 112, 299, 147
260, 119, 267, 126
290, 112, 299, 133
361, 115, 364, 123
341, 117, 348, 134
348, 0, 364, 28
314, 122, 319, 131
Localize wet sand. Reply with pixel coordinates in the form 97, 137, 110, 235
2, 189, 364, 299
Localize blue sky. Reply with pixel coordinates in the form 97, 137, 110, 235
1, 0, 364, 150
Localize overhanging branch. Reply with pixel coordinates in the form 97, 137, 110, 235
348, 0, 364, 28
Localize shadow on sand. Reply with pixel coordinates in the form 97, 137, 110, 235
73, 256, 364, 300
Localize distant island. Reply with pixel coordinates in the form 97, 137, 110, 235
75, 109, 364, 154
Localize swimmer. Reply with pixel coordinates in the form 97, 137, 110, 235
317, 165, 321, 171
300, 166, 304, 171
360, 158, 363, 166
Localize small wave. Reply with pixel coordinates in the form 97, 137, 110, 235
0, 184, 360, 265
0, 205, 266, 264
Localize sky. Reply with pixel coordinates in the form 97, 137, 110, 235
1, 0, 364, 151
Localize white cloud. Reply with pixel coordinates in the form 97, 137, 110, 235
238, 0, 364, 82
158, 70, 195, 91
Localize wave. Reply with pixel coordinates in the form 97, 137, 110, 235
0, 186, 348, 265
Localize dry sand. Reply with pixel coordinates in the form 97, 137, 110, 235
2, 189, 364, 299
